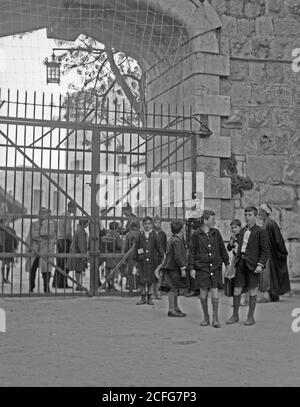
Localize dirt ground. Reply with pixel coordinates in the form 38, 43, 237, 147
0, 292, 299, 387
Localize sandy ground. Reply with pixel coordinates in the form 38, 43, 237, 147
0, 292, 299, 387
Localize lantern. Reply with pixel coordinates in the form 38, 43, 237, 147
45, 53, 60, 84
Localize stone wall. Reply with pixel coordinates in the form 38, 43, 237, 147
209, 0, 300, 277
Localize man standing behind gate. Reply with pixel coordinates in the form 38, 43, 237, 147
53, 201, 76, 289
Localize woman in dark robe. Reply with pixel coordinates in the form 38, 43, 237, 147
258, 204, 291, 302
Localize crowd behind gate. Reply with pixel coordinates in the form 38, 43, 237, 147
0, 201, 291, 326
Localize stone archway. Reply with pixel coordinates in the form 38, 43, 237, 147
0, 0, 232, 235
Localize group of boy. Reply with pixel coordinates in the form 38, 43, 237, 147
132, 205, 270, 328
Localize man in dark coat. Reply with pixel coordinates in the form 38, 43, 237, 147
189, 210, 230, 328
226, 206, 269, 326
258, 203, 291, 302
152, 215, 167, 299
136, 216, 164, 305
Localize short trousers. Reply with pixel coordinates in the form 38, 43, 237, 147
234, 258, 260, 290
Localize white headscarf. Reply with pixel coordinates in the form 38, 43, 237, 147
260, 203, 272, 215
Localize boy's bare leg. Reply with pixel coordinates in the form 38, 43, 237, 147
211, 288, 221, 328
136, 283, 146, 305
227, 287, 242, 324
244, 288, 258, 326
174, 292, 186, 316
146, 283, 154, 305
200, 288, 210, 326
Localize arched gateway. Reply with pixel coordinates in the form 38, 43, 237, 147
0, 0, 232, 296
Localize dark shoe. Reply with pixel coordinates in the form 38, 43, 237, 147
212, 298, 221, 328
136, 296, 146, 305
185, 291, 198, 297
147, 295, 154, 305
226, 315, 239, 324
175, 309, 186, 317
168, 311, 182, 317
200, 318, 210, 326
244, 316, 255, 326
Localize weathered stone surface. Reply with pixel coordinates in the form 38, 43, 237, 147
225, 0, 244, 17
234, 209, 245, 223
230, 37, 253, 57
204, 198, 221, 217
211, 0, 226, 15
247, 156, 283, 182
249, 63, 267, 82
194, 95, 231, 116
274, 18, 300, 36
270, 38, 294, 59
265, 0, 285, 16
273, 86, 292, 106
230, 129, 258, 155
255, 16, 274, 37
197, 156, 220, 178
292, 86, 300, 105
252, 38, 271, 59
266, 63, 284, 83
258, 129, 291, 154
272, 108, 293, 128
244, 0, 265, 18
251, 85, 274, 105
260, 185, 295, 208
230, 60, 249, 81
287, 241, 300, 278
221, 15, 237, 37
197, 137, 231, 158
231, 83, 251, 105
246, 107, 273, 128
283, 161, 300, 184
223, 108, 245, 128
208, 116, 221, 137
221, 199, 234, 219
204, 176, 232, 199
241, 185, 261, 208
238, 18, 256, 37
282, 211, 300, 239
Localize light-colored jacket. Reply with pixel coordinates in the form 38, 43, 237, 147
26, 219, 56, 274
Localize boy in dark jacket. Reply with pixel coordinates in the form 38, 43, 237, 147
226, 206, 269, 326
0, 217, 18, 284
136, 216, 164, 305
124, 220, 140, 293
189, 210, 230, 328
153, 215, 167, 300
161, 221, 188, 317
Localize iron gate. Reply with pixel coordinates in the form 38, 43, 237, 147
0, 89, 208, 297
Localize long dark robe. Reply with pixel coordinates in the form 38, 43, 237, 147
261, 218, 291, 296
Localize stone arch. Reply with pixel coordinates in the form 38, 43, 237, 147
0, 0, 232, 229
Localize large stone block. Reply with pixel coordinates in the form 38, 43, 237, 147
204, 198, 221, 217
225, 0, 244, 17
255, 16, 274, 37
249, 63, 267, 83
287, 241, 300, 279
258, 129, 291, 155
273, 86, 292, 106
204, 176, 232, 199
251, 85, 274, 105
221, 15, 237, 36
244, 0, 265, 18
241, 185, 261, 208
230, 129, 258, 155
197, 156, 220, 178
231, 83, 251, 105
272, 108, 293, 128
247, 156, 283, 182
274, 18, 300, 36
208, 116, 221, 137
270, 38, 294, 59
197, 136, 231, 158
265, 0, 285, 16
266, 63, 284, 83
194, 94, 231, 116
282, 211, 300, 239
221, 199, 234, 220
260, 185, 295, 209
283, 161, 300, 185
230, 60, 249, 81
238, 18, 256, 37
246, 107, 273, 128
